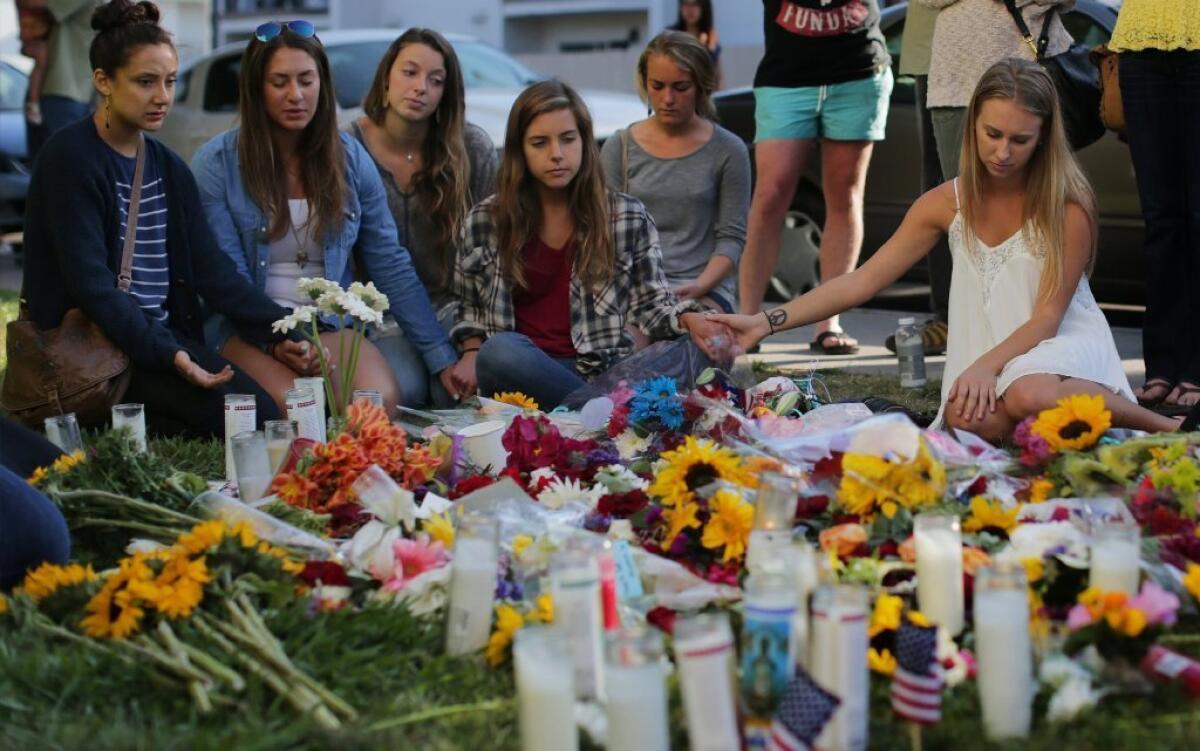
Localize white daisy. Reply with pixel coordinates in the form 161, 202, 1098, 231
595, 464, 648, 494
537, 477, 605, 510
349, 280, 389, 312
272, 305, 317, 334
614, 430, 650, 461
297, 277, 342, 302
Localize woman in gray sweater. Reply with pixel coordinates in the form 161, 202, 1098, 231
600, 31, 750, 345
350, 28, 498, 406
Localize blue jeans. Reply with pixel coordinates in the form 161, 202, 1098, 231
26, 95, 90, 162
371, 305, 458, 408
0, 465, 70, 590
1120, 49, 1200, 384
475, 332, 584, 409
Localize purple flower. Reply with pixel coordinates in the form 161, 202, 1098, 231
1129, 581, 1180, 626
495, 578, 524, 601
1066, 604, 1095, 630
1013, 417, 1054, 467
584, 513, 613, 534
586, 447, 621, 467
668, 533, 690, 556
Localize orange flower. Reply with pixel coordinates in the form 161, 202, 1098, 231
819, 523, 868, 558
270, 472, 320, 508
961, 546, 992, 576
898, 535, 916, 563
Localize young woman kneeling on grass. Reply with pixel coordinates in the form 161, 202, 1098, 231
713, 58, 1180, 443
451, 80, 731, 409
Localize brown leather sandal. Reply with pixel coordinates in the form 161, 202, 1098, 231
1136, 376, 1174, 408
1161, 382, 1200, 415
810, 330, 860, 355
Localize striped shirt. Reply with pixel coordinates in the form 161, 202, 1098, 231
110, 148, 170, 323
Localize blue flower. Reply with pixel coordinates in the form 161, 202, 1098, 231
630, 377, 682, 429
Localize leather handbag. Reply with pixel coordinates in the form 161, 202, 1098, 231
1003, 0, 1106, 152
1, 135, 146, 428
1090, 43, 1126, 137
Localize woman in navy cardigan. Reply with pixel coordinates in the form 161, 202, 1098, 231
21, 0, 315, 437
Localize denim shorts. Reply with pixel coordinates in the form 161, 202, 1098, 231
755, 67, 893, 142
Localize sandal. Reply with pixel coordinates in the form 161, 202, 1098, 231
1136, 376, 1174, 408
1161, 382, 1200, 415
810, 330, 860, 355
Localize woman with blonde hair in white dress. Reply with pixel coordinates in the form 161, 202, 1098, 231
712, 58, 1179, 442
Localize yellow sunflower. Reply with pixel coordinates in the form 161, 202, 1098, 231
485, 604, 526, 667
1031, 394, 1111, 452
50, 450, 86, 475
177, 520, 228, 555
700, 490, 754, 562
492, 391, 539, 411
528, 594, 554, 624
649, 437, 753, 508
81, 556, 154, 640
868, 593, 904, 638
1184, 563, 1200, 602
27, 466, 48, 487
661, 501, 702, 545
868, 647, 897, 676
1028, 477, 1054, 504
962, 496, 1021, 535
423, 512, 456, 550
22, 563, 97, 601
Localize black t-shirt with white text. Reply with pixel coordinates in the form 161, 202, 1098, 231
754, 0, 890, 88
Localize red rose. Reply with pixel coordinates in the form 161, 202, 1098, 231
596, 489, 650, 518
647, 606, 677, 635
812, 453, 844, 482
966, 476, 988, 497
298, 560, 350, 587
449, 474, 495, 499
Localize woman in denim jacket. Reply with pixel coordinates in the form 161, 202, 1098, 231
192, 23, 458, 414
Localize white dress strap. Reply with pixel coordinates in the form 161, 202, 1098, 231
952, 177, 960, 212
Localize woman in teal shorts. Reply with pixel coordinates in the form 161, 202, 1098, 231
737, 0, 892, 355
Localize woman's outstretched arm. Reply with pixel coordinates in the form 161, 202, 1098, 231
712, 183, 954, 350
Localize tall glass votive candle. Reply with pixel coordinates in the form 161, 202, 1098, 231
111, 403, 147, 453
974, 561, 1033, 740
914, 513, 964, 635
1090, 522, 1141, 595
789, 542, 820, 669
264, 419, 297, 473
44, 413, 84, 453
741, 572, 798, 743
445, 515, 500, 656
605, 626, 669, 751
351, 389, 383, 408
551, 547, 605, 700
674, 612, 740, 751
231, 430, 272, 502
810, 584, 869, 751
514, 626, 578, 751
285, 387, 324, 442
223, 394, 256, 483
293, 377, 326, 424
746, 472, 800, 573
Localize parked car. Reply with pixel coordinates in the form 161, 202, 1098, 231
714, 0, 1142, 306
0, 56, 31, 240
157, 29, 649, 162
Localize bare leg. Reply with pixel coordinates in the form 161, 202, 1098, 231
815, 139, 874, 341
738, 139, 815, 315
318, 331, 401, 417
220, 336, 302, 415
1004, 374, 1180, 433
945, 395, 1017, 444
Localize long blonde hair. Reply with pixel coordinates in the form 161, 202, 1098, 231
958, 58, 1096, 302
636, 31, 717, 120
493, 80, 613, 291
362, 28, 470, 285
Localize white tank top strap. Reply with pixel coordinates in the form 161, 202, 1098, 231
952, 177, 960, 212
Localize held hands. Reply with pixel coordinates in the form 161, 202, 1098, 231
948, 360, 1000, 421
707, 311, 773, 354
174, 350, 234, 389
679, 312, 737, 361
271, 339, 322, 375
441, 353, 478, 402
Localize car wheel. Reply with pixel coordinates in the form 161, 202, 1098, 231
769, 209, 822, 300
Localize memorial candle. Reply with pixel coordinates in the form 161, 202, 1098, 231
514, 626, 578, 751
674, 612, 740, 751
809, 584, 869, 751
915, 513, 965, 635
974, 562, 1033, 739
1089, 523, 1141, 595
605, 627, 669, 751
445, 516, 499, 657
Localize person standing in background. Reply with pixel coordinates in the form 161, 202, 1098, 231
884, 0, 949, 357
1109, 0, 1200, 412
737, 0, 892, 356
670, 0, 723, 86
22, 0, 101, 161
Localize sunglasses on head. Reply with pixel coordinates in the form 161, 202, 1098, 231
254, 20, 316, 43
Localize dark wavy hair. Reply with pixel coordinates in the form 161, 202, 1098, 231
236, 29, 346, 245
362, 28, 470, 286
670, 0, 713, 36
89, 0, 174, 75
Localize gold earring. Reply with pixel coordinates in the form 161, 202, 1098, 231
104, 97, 111, 129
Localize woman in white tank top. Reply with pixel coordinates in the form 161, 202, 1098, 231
713, 58, 1179, 442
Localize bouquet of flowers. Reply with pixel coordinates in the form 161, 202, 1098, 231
272, 278, 388, 418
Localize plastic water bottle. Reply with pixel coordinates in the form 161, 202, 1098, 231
896, 317, 927, 388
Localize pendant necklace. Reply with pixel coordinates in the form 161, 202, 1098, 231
290, 207, 310, 270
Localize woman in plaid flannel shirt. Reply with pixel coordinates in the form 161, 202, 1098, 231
449, 80, 733, 408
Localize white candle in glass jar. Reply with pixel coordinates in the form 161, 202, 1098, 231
915, 514, 964, 635
514, 627, 578, 751
445, 532, 498, 657
1089, 525, 1141, 595
975, 585, 1033, 739
111, 403, 147, 453
809, 585, 869, 751
223, 394, 256, 483
606, 629, 669, 751
552, 549, 605, 701
674, 613, 740, 751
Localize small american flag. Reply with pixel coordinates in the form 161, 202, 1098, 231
767, 668, 840, 751
890, 621, 944, 725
